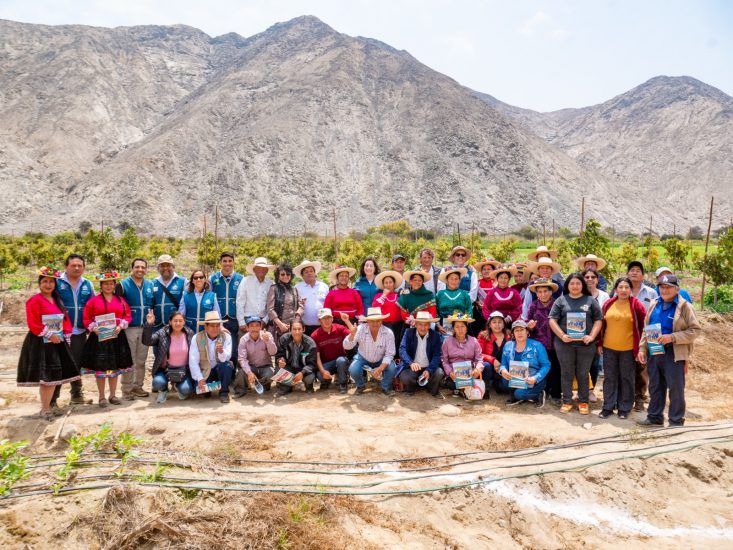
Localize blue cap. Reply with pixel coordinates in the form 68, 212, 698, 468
245, 316, 263, 325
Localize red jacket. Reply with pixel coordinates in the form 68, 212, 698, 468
477, 331, 512, 364
323, 287, 364, 319
600, 295, 647, 356
372, 291, 401, 323
25, 293, 72, 336
83, 294, 132, 329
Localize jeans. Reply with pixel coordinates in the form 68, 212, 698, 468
317, 357, 349, 387
555, 339, 596, 405
248, 365, 275, 391
121, 326, 150, 393
348, 354, 396, 391
647, 346, 686, 424
52, 332, 86, 403
602, 348, 636, 415
498, 376, 547, 401
152, 371, 194, 398
399, 367, 444, 396
201, 361, 233, 396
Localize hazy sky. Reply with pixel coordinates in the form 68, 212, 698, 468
1, 0, 730, 111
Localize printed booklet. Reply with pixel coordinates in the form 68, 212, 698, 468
41, 313, 65, 343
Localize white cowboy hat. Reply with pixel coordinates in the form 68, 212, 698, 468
450, 245, 471, 260
527, 245, 558, 261
246, 257, 275, 275
328, 266, 357, 285
528, 277, 559, 293
375, 270, 403, 289
414, 311, 440, 324
576, 254, 607, 271
198, 311, 226, 325
527, 257, 562, 276
438, 267, 468, 284
364, 307, 389, 321
403, 270, 430, 283
489, 265, 518, 280
293, 259, 322, 278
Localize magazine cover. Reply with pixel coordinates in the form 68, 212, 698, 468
644, 323, 665, 355
195, 381, 221, 394
566, 311, 587, 340
95, 312, 117, 342
508, 360, 529, 389
272, 368, 295, 385
452, 360, 473, 388
41, 313, 64, 343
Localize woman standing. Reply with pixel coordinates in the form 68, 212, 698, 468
267, 263, 303, 339
372, 270, 404, 345
526, 278, 562, 402
482, 265, 522, 323
435, 268, 472, 334
549, 273, 603, 415
17, 268, 81, 420
440, 313, 483, 396
477, 311, 511, 396
80, 271, 133, 407
398, 271, 437, 324
142, 309, 195, 403
179, 269, 220, 333
598, 277, 646, 419
323, 266, 363, 324
354, 257, 381, 310
583, 267, 610, 402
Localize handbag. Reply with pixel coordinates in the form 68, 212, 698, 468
167, 366, 187, 384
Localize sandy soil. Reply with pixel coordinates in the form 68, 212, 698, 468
0, 306, 732, 549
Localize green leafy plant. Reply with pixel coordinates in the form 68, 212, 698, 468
134, 461, 168, 483
662, 238, 692, 272
0, 439, 31, 496
114, 431, 144, 473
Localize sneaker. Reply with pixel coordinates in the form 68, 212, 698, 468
219, 394, 230, 403
176, 389, 187, 400
131, 388, 149, 398
122, 393, 135, 401
637, 418, 664, 427
70, 396, 93, 405
560, 403, 573, 413
578, 403, 590, 415
506, 397, 524, 406
355, 387, 365, 395
156, 391, 168, 404
618, 412, 629, 420
598, 410, 612, 419
589, 391, 598, 403
535, 392, 546, 409
381, 388, 396, 397
339, 384, 347, 394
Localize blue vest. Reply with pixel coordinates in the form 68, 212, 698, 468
459, 267, 474, 293
152, 275, 186, 327
210, 271, 243, 318
57, 276, 94, 330
121, 277, 154, 327
183, 290, 217, 332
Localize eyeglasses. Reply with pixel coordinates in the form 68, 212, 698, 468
454, 253, 466, 257
280, 273, 292, 277
192, 276, 205, 280
584, 276, 597, 280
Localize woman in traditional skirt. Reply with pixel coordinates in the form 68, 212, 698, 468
18, 267, 81, 420
80, 271, 133, 407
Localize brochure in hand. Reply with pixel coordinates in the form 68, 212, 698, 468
566, 312, 587, 340
195, 381, 221, 394
41, 313, 65, 343
452, 360, 473, 389
644, 323, 665, 356
95, 313, 118, 342
508, 360, 529, 389
272, 368, 295, 385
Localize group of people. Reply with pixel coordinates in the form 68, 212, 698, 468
18, 244, 700, 428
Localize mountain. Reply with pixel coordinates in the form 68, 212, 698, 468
476, 76, 733, 230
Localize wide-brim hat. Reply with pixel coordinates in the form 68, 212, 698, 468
489, 265, 518, 280
293, 259, 322, 278
156, 254, 174, 266
246, 257, 275, 275
528, 257, 562, 276
438, 267, 467, 284
404, 270, 430, 283
94, 271, 121, 282
364, 307, 389, 321
528, 246, 558, 261
450, 245, 471, 260
414, 311, 440, 324
576, 254, 607, 271
446, 312, 475, 324
198, 311, 226, 325
375, 270, 403, 289
328, 266, 357, 285
37, 267, 62, 279
528, 277, 559, 293
474, 257, 501, 272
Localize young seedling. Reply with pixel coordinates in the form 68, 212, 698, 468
0, 439, 30, 496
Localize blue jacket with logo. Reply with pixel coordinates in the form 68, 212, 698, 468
181, 290, 219, 332
57, 276, 94, 331
151, 275, 187, 327
118, 276, 154, 327
209, 271, 243, 319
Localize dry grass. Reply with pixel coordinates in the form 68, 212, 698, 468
477, 431, 553, 452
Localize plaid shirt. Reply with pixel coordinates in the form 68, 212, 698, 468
343, 324, 395, 364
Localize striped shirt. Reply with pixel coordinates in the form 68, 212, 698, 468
343, 324, 395, 365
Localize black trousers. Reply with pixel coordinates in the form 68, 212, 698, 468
601, 348, 636, 415
399, 367, 444, 395
51, 332, 86, 403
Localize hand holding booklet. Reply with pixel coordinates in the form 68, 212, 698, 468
508, 360, 529, 389
41, 313, 64, 343
452, 361, 473, 389
95, 313, 117, 342
566, 312, 587, 340
644, 323, 664, 355
272, 368, 295, 385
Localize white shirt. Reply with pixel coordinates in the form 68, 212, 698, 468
295, 280, 329, 326
188, 331, 232, 381
593, 289, 611, 309
414, 332, 430, 369
236, 275, 273, 325
633, 284, 658, 312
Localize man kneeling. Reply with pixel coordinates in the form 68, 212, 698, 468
398, 311, 444, 398
344, 307, 397, 396
189, 312, 233, 403
311, 309, 351, 394
238, 315, 277, 395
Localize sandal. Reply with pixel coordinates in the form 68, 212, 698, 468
108, 396, 122, 405
38, 411, 54, 422
560, 403, 573, 413
98, 398, 108, 408
579, 403, 590, 415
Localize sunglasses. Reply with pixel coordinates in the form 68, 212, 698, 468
192, 275, 205, 280
280, 273, 292, 277
454, 253, 466, 257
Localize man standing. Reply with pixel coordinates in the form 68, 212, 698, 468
52, 254, 94, 406
398, 311, 444, 398
391, 253, 407, 292
654, 267, 692, 303
210, 252, 243, 357
294, 260, 328, 336
237, 316, 277, 394
151, 255, 187, 328
311, 308, 351, 394
118, 258, 154, 400
344, 308, 397, 396
189, 312, 233, 403
236, 257, 274, 333
627, 260, 659, 411
414, 248, 441, 294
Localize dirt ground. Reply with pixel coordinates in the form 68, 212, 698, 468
0, 300, 732, 549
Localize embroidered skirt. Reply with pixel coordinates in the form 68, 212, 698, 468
17, 332, 81, 387
81, 331, 133, 378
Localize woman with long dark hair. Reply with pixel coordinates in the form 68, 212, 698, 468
179, 269, 219, 333
267, 262, 303, 339
354, 256, 381, 310
17, 267, 81, 420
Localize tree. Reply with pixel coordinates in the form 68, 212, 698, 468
515, 225, 538, 240
696, 228, 733, 304
78, 221, 92, 234
687, 226, 704, 240
487, 240, 517, 263
570, 219, 612, 276
661, 238, 692, 272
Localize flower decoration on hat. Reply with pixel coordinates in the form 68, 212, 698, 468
37, 266, 62, 278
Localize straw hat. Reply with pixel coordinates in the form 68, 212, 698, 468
403, 270, 430, 283
37, 266, 62, 279
489, 265, 518, 280
375, 270, 403, 289
198, 311, 226, 325
450, 245, 471, 260
328, 265, 357, 285
527, 245, 558, 261
363, 307, 389, 321
576, 254, 607, 271
94, 271, 121, 282
413, 311, 440, 324
446, 312, 475, 324
528, 277, 559, 293
293, 259, 322, 278
438, 267, 467, 284
527, 257, 562, 276
474, 257, 501, 272
246, 257, 275, 275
